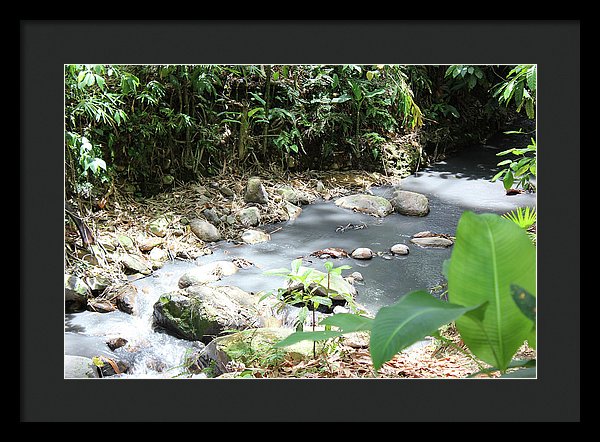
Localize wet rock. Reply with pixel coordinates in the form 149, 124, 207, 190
284, 202, 302, 220
106, 337, 128, 351
391, 243, 410, 255
238, 207, 261, 227
138, 236, 164, 252
65, 274, 91, 313
94, 356, 129, 377
244, 177, 269, 204
310, 247, 349, 259
335, 194, 393, 217
120, 253, 152, 275
84, 275, 111, 295
410, 237, 454, 248
389, 189, 430, 216
276, 185, 311, 205
178, 260, 239, 289
116, 283, 139, 315
241, 229, 271, 244
199, 327, 324, 376
152, 285, 272, 342
148, 216, 170, 237
64, 355, 100, 379
351, 247, 373, 260
189, 218, 221, 242
87, 299, 116, 313
349, 271, 364, 281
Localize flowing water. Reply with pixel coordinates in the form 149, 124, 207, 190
64, 142, 536, 378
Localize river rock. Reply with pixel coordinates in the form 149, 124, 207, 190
202, 208, 221, 225
64, 355, 100, 379
117, 235, 136, 252
241, 229, 271, 244
244, 177, 269, 204
189, 218, 221, 242
391, 243, 410, 255
389, 189, 430, 216
65, 274, 91, 313
120, 253, 152, 275
84, 275, 111, 295
178, 260, 239, 288
238, 207, 261, 227
276, 185, 311, 205
349, 271, 364, 281
148, 216, 170, 237
87, 299, 116, 313
106, 337, 128, 351
334, 194, 393, 217
149, 247, 166, 261
410, 237, 454, 248
219, 186, 235, 197
116, 282, 139, 315
198, 327, 325, 376
152, 285, 272, 342
137, 236, 164, 252
351, 247, 373, 260
284, 202, 302, 220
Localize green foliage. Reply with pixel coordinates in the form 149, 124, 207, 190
502, 206, 536, 230
369, 291, 479, 371
445, 65, 488, 91
447, 212, 536, 372
277, 212, 537, 377
492, 65, 536, 119
491, 137, 537, 191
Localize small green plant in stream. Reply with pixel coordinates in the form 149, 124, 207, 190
275, 212, 536, 378
491, 136, 537, 191
503, 206, 537, 244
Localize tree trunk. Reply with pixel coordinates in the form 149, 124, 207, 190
262, 65, 272, 158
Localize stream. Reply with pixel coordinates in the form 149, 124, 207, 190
64, 141, 536, 378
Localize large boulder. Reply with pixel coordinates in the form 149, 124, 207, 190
152, 285, 273, 343
189, 218, 221, 242
198, 327, 325, 376
64, 355, 100, 379
244, 177, 269, 204
178, 260, 240, 288
334, 194, 393, 217
389, 189, 429, 216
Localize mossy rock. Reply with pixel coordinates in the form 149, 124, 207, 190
201, 327, 325, 376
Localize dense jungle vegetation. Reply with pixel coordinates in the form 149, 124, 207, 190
65, 64, 536, 200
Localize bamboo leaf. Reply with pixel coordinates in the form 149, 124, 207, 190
274, 330, 345, 347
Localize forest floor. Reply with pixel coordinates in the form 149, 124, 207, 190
64, 170, 536, 379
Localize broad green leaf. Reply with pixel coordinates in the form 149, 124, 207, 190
500, 367, 536, 378
369, 290, 479, 371
467, 75, 476, 90
274, 330, 345, 347
525, 99, 535, 119
503, 170, 514, 190
272, 71, 279, 81
319, 313, 373, 332
510, 284, 536, 323
366, 71, 375, 81
514, 80, 524, 108
289, 144, 299, 153
447, 212, 536, 372
310, 296, 332, 307
249, 92, 266, 106
364, 89, 385, 99
503, 80, 515, 101
526, 66, 536, 91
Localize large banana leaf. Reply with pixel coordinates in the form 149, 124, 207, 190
369, 290, 480, 371
448, 212, 536, 371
